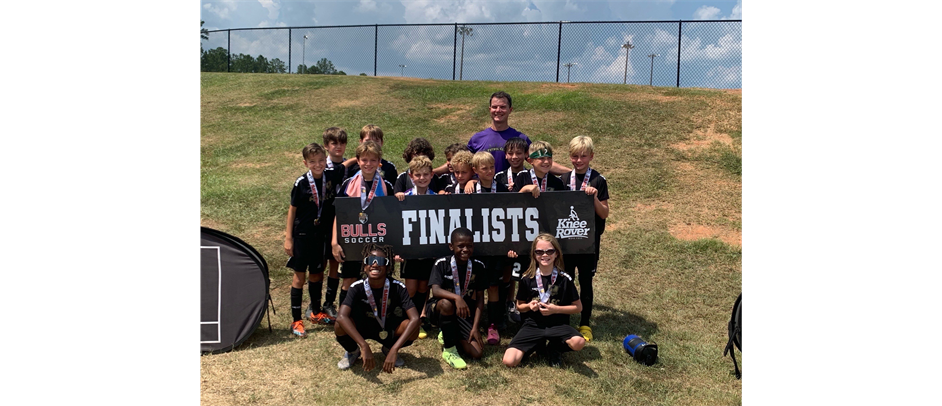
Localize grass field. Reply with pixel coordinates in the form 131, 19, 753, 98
200, 72, 742, 405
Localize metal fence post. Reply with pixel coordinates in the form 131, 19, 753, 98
556, 21, 562, 83
227, 30, 231, 72
372, 25, 377, 76
288, 29, 292, 73
676, 21, 682, 87
453, 23, 458, 81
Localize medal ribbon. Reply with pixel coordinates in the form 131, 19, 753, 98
569, 168, 592, 191
305, 170, 325, 221
535, 267, 558, 303
475, 181, 497, 193
450, 256, 473, 297
359, 172, 381, 211
529, 169, 548, 192
362, 278, 390, 331
505, 169, 515, 190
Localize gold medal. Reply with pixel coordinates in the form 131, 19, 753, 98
313, 218, 320, 226
394, 307, 402, 317
359, 212, 368, 224
379, 331, 388, 340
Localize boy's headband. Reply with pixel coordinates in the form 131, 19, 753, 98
529, 149, 552, 159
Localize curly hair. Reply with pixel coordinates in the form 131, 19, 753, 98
360, 243, 397, 279
402, 137, 436, 162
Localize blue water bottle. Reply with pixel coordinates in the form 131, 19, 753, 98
623, 334, 658, 366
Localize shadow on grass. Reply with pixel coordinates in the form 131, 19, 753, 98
587, 304, 659, 342
349, 352, 447, 385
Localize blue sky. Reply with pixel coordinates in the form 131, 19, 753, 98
200, 0, 742, 88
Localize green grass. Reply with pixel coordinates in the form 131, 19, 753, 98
201, 73, 742, 405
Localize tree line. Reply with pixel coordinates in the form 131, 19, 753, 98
201, 21, 346, 75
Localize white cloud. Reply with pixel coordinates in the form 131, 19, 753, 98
730, 1, 742, 19
693, 6, 721, 20
563, 0, 583, 12
203, 1, 237, 20
258, 0, 280, 20
357, 0, 378, 12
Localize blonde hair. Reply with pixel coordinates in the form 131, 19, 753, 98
568, 136, 594, 156
471, 151, 495, 169
451, 150, 473, 170
522, 233, 565, 279
355, 140, 383, 160
528, 140, 554, 157
408, 155, 433, 174
360, 124, 384, 143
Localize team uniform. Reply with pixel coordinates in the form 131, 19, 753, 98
559, 168, 609, 327
426, 255, 487, 347
336, 174, 395, 279
336, 278, 416, 350
495, 168, 530, 280
467, 127, 532, 173
394, 170, 447, 194
286, 168, 344, 273
393, 179, 439, 283
468, 181, 512, 287
508, 269, 581, 355
511, 169, 567, 193
434, 172, 455, 193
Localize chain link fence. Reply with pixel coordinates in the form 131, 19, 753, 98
201, 20, 741, 89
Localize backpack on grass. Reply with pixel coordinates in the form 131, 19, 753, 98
724, 293, 742, 379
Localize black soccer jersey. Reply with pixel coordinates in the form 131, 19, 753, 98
429, 255, 487, 302
345, 159, 398, 186
342, 278, 415, 326
289, 169, 345, 237
511, 169, 567, 193
473, 180, 511, 193
560, 168, 610, 241
516, 270, 580, 328
394, 170, 446, 194
494, 168, 526, 191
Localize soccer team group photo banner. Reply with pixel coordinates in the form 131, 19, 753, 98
334, 191, 596, 261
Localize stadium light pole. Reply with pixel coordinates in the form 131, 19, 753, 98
647, 53, 660, 86
398, 64, 407, 76
458, 26, 473, 80
621, 40, 634, 84
563, 62, 577, 83
302, 35, 308, 74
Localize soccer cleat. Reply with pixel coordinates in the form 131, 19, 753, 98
382, 347, 405, 367
290, 320, 307, 338
323, 303, 338, 319
486, 324, 500, 345
313, 311, 335, 325
337, 349, 361, 370
579, 325, 593, 342
441, 346, 467, 369
546, 349, 562, 368
437, 331, 444, 345
507, 301, 521, 324
418, 326, 428, 339
305, 303, 317, 322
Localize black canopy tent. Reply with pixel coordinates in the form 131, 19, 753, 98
201, 227, 271, 353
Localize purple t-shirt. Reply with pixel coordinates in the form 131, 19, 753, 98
467, 127, 531, 173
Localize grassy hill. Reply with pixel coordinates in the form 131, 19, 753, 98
200, 72, 742, 405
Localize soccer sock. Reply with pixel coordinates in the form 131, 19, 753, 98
551, 338, 575, 353
335, 333, 359, 353
579, 271, 594, 326
412, 291, 428, 314
441, 314, 458, 348
487, 302, 502, 326
290, 287, 303, 322
339, 288, 348, 308
324, 277, 340, 306
308, 281, 323, 313
499, 281, 510, 306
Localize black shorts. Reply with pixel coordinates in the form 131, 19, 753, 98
563, 253, 598, 278
507, 323, 581, 354
347, 314, 414, 349
425, 296, 479, 342
340, 260, 365, 279
400, 258, 434, 281
285, 236, 327, 274
480, 256, 505, 287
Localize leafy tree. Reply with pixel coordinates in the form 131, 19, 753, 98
201, 47, 229, 72
200, 21, 209, 53
314, 58, 336, 75
359, 73, 367, 76
268, 58, 286, 74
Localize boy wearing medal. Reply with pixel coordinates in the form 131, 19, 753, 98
320, 127, 350, 321
468, 151, 512, 345
433, 142, 468, 191
335, 244, 420, 373
559, 136, 609, 342
441, 150, 475, 195
503, 233, 585, 368
284, 143, 344, 337
343, 124, 399, 186
394, 155, 438, 339
394, 137, 444, 194
512, 140, 567, 197
492, 137, 529, 325
426, 227, 487, 369
331, 141, 395, 314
